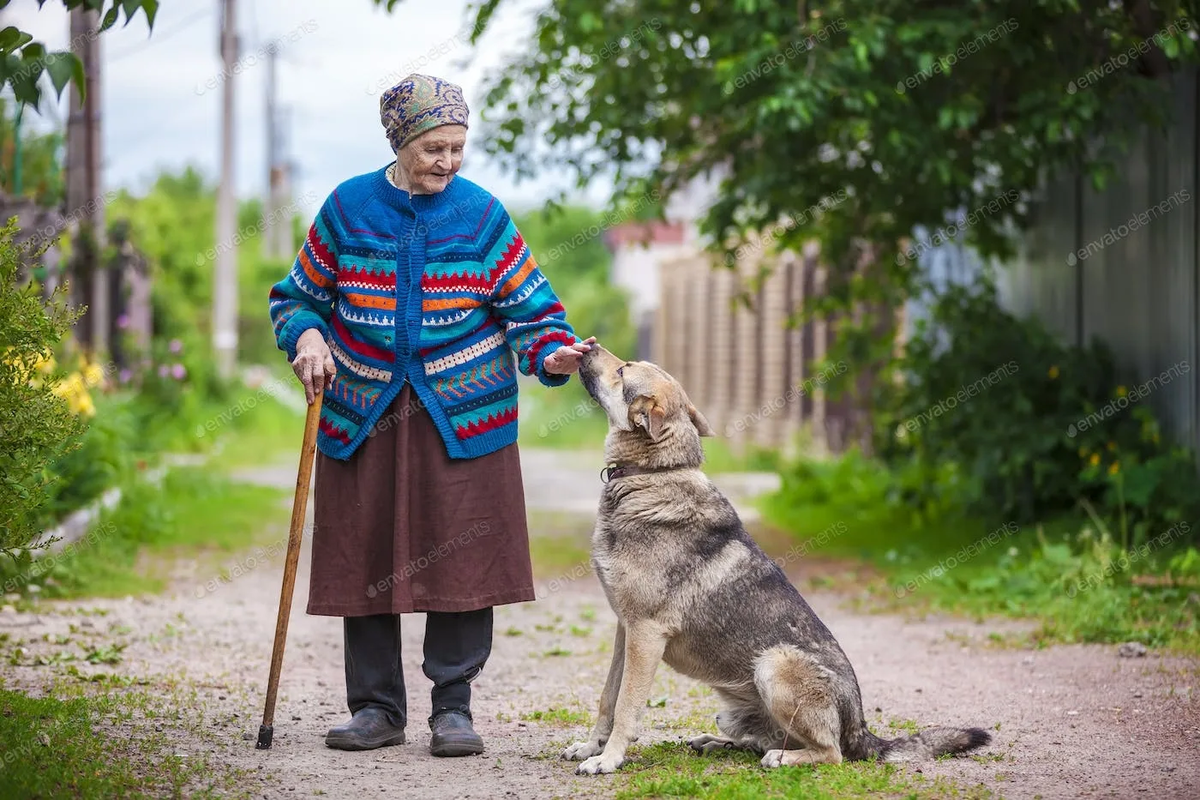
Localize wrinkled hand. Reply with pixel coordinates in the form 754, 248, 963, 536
543, 336, 597, 376
292, 328, 336, 404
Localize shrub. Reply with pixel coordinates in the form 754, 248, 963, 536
0, 220, 87, 551
874, 272, 1200, 548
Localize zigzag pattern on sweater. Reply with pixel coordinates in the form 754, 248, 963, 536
433, 352, 514, 400
268, 167, 577, 462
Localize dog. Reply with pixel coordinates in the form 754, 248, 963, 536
560, 345, 992, 775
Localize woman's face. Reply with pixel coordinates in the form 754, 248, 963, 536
398, 125, 467, 194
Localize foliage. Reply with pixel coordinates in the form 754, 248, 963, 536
0, 219, 85, 552
0, 0, 157, 110
0, 688, 255, 798
371, 0, 1200, 371
874, 273, 1200, 548
0, 96, 65, 204
761, 449, 1200, 653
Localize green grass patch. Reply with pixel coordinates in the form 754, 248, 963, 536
611, 742, 995, 799
528, 511, 594, 578
760, 451, 1200, 654
520, 707, 591, 726
2, 466, 290, 600
0, 688, 254, 799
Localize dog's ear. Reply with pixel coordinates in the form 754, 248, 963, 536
687, 403, 715, 437
630, 395, 669, 441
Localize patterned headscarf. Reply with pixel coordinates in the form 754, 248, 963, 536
379, 73, 469, 153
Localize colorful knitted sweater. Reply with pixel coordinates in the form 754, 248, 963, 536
268, 166, 578, 461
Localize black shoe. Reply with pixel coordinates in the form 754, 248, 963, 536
428, 710, 484, 757
325, 707, 406, 751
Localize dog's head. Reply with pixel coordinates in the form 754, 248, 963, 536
579, 345, 714, 465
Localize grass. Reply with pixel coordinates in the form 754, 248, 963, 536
517, 379, 608, 450
1, 465, 291, 600
610, 743, 997, 799
0, 687, 256, 799
759, 453, 1200, 654
527, 511, 594, 578
520, 707, 591, 726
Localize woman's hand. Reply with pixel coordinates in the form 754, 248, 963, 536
543, 336, 597, 376
293, 328, 336, 404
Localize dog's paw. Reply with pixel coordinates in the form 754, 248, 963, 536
761, 749, 785, 769
576, 752, 625, 775
689, 734, 735, 754
561, 740, 604, 761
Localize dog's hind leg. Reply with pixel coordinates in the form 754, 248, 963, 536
754, 645, 844, 768
689, 697, 779, 755
563, 622, 625, 761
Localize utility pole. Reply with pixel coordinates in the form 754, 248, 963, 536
213, 0, 239, 380
265, 44, 292, 260
65, 7, 106, 355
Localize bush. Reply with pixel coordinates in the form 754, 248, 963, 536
874, 273, 1200, 549
0, 220, 87, 551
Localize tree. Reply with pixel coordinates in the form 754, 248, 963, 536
0, 0, 158, 111
370, 0, 1198, 314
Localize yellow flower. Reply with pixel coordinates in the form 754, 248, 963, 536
1048, 365, 1060, 379
1116, 385, 1127, 397
1108, 461, 1120, 476
1089, 453, 1101, 467
82, 363, 104, 388
1106, 441, 1116, 452
74, 393, 96, 417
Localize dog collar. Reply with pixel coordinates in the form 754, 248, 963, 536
600, 464, 686, 484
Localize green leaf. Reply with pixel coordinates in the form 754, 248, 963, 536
0, 26, 32, 53
99, 4, 121, 33
43, 51, 81, 98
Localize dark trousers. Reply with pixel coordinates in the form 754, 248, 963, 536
343, 609, 492, 728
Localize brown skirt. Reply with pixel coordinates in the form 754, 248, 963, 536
308, 383, 536, 616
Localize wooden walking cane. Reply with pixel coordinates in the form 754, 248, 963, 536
257, 383, 323, 750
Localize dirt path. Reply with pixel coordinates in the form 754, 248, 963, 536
3, 448, 1199, 800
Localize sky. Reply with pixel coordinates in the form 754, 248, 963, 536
4, 0, 616, 221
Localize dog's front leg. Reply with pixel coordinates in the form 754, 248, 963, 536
562, 622, 625, 761
576, 622, 667, 775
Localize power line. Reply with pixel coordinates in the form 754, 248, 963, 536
107, 6, 213, 63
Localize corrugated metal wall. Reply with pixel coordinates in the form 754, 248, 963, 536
916, 69, 1200, 456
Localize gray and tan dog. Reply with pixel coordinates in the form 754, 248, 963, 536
562, 345, 991, 775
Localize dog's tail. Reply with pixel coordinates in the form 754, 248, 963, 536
847, 725, 992, 763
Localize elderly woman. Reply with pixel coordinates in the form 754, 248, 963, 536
268, 74, 594, 759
